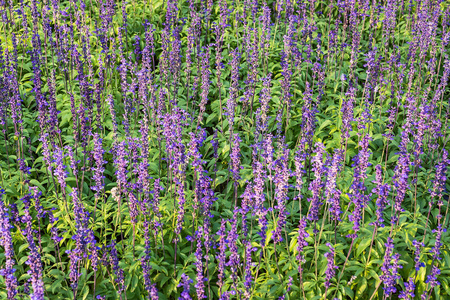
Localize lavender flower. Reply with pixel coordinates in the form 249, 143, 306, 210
253, 161, 267, 246
430, 150, 449, 207
113, 141, 129, 194
227, 210, 240, 283
217, 220, 227, 295
53, 145, 68, 193
341, 86, 356, 140
392, 148, 410, 219
141, 221, 158, 300
325, 150, 344, 221
194, 230, 206, 299
230, 133, 242, 184
178, 273, 193, 300
106, 95, 119, 137
272, 146, 290, 243
256, 74, 272, 135
294, 143, 306, 201
149, 284, 159, 300
380, 238, 402, 296
18, 158, 31, 175
109, 241, 126, 294
430, 225, 445, 261
425, 265, 441, 288
324, 243, 338, 289
399, 277, 415, 299
307, 142, 326, 223
413, 240, 425, 272
371, 165, 390, 227
91, 133, 106, 197
243, 240, 254, 296
300, 82, 317, 146
348, 133, 371, 237
174, 169, 187, 239
22, 193, 45, 299
296, 218, 309, 271
67, 188, 89, 293
198, 47, 211, 125
227, 49, 240, 130
0, 187, 18, 299
66, 145, 79, 178
325, 149, 343, 200
47, 209, 62, 245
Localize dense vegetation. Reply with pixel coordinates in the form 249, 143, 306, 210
0, 0, 449, 299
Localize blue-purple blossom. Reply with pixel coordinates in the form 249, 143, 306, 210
324, 243, 338, 288
91, 133, 106, 197
178, 273, 193, 300
380, 238, 402, 296
296, 218, 309, 274
413, 240, 425, 272
0, 187, 18, 299
194, 229, 206, 299
399, 277, 415, 299
22, 193, 45, 299
372, 165, 390, 227
307, 142, 326, 223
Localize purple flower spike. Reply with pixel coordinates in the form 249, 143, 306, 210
399, 277, 415, 299
178, 273, 193, 300
324, 243, 338, 289
0, 187, 18, 299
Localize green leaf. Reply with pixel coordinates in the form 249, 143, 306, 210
30, 179, 46, 192
355, 277, 368, 298
51, 278, 64, 294
344, 286, 354, 298
356, 237, 372, 258
82, 285, 89, 300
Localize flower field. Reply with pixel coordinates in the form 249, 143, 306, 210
0, 0, 450, 299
